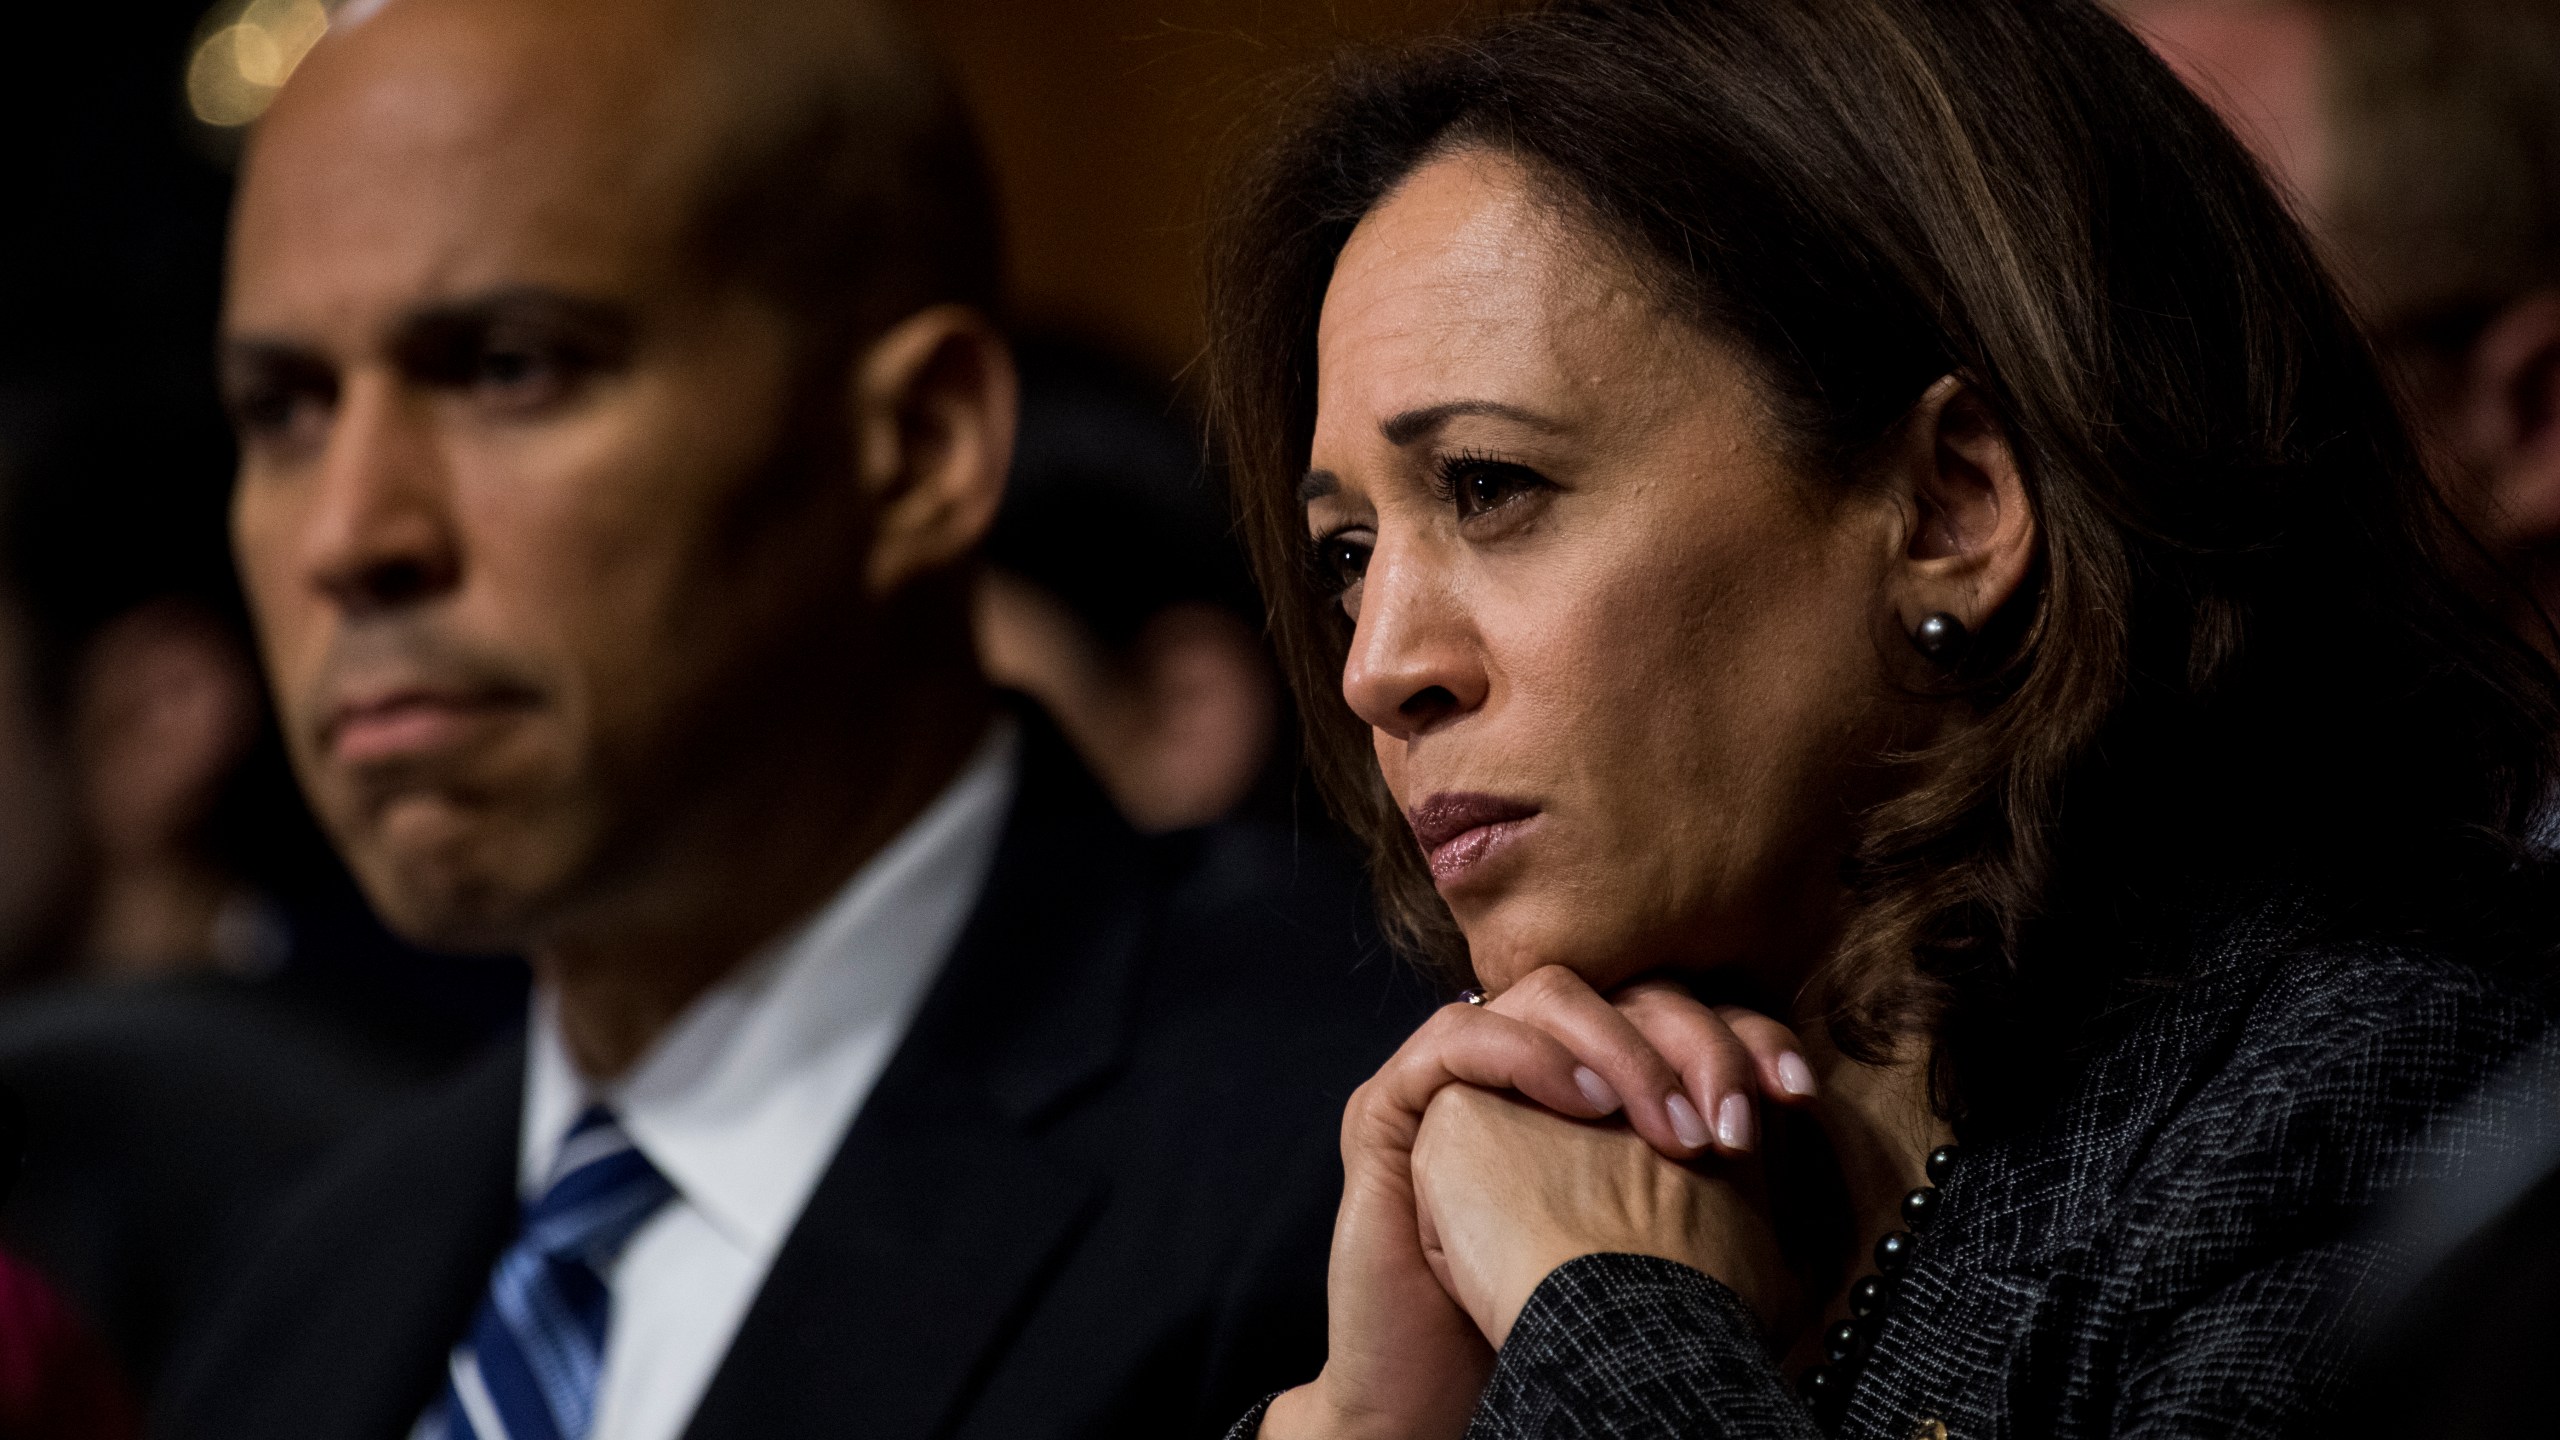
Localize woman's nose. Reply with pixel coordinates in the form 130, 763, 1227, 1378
1339, 547, 1487, 741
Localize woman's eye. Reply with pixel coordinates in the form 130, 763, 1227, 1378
1439, 456, 1550, 522
1311, 529, 1373, 598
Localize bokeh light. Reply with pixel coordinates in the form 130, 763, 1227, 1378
187, 0, 329, 129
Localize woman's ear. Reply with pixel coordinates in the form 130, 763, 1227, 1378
1889, 375, 2036, 636
850, 305, 1019, 601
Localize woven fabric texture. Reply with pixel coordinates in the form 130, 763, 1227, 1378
1466, 896, 2560, 1439
1230, 892, 2560, 1439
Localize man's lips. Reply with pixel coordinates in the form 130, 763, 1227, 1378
1407, 791, 1542, 885
324, 688, 537, 766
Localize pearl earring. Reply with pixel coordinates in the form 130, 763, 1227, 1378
1912, 612, 1968, 664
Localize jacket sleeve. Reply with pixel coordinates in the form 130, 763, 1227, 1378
1224, 1396, 1276, 1440
1465, 1254, 1824, 1440
1221, 1257, 1823, 1440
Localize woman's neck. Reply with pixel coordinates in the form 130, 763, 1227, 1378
1777, 1029, 1949, 1357
1809, 1034, 1944, 1221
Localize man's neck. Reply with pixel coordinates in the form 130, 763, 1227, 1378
536, 669, 997, 1082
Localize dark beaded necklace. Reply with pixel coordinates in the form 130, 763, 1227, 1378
1797, 1144, 1960, 1430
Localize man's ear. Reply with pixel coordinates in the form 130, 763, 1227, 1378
2455, 290, 2560, 554
1888, 375, 2037, 636
850, 305, 1018, 600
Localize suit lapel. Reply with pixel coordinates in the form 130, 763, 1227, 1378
160, 1030, 522, 1440
681, 720, 1152, 1440
336, 1033, 525, 1440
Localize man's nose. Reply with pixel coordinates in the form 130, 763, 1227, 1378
1339, 541, 1488, 742
301, 376, 462, 615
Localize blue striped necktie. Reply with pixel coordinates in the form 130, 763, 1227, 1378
428, 1105, 674, 1440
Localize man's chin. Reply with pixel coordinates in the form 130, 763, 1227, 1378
368, 886, 542, 957
344, 844, 555, 957
330, 792, 578, 953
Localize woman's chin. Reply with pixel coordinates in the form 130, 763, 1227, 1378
1458, 903, 1651, 996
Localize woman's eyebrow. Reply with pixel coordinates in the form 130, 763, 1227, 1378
1380, 399, 1563, 446
1299, 469, 1341, 503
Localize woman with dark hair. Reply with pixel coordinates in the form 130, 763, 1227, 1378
1204, 0, 2560, 1435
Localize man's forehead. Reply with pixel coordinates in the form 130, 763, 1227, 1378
226, 0, 705, 334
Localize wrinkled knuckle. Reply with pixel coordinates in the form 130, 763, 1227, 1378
1613, 984, 1667, 1015
1423, 1002, 1474, 1035
1715, 1003, 1792, 1037
1515, 963, 1587, 1006
1623, 984, 1708, 1027
1341, 1096, 1387, 1153
1346, 1076, 1386, 1116
1622, 977, 1686, 1003
1697, 1030, 1752, 1074
1425, 1082, 1495, 1126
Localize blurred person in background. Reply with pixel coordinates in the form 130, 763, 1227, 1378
0, 384, 271, 987
2127, 0, 2560, 635
2125, 8, 2560, 1430
162, 2, 1418, 1439
0, 379, 515, 1404
975, 337, 1281, 832
2129, 8, 2560, 1424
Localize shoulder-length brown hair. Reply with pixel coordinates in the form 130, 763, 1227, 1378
1206, 0, 2560, 1124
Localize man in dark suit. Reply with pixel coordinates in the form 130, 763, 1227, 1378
157, 1, 1422, 1436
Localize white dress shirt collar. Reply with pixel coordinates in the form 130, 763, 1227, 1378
521, 716, 1020, 1259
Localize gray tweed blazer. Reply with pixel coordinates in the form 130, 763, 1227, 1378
1239, 892, 2560, 1439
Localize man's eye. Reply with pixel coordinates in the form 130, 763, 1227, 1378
472, 344, 569, 404
229, 384, 333, 453
1436, 455, 1551, 522
394, 297, 633, 412
481, 348, 539, 385
234, 387, 298, 433
1310, 529, 1373, 599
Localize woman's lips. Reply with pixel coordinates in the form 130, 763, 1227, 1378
1407, 792, 1542, 886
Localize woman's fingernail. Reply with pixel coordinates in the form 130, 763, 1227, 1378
1665, 1093, 1711, 1150
1717, 1094, 1757, 1151
1573, 1066, 1623, 1115
1778, 1052, 1817, 1098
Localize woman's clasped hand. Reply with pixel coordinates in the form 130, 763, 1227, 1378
1263, 968, 1819, 1440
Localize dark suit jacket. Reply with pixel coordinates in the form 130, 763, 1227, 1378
1232, 889, 2559, 1440
159, 723, 1429, 1440
0, 977, 418, 1392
